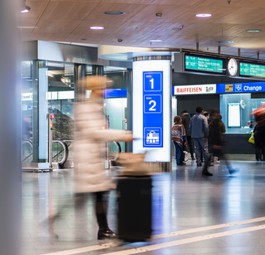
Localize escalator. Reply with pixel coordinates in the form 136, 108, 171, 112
21, 139, 72, 171
21, 139, 121, 171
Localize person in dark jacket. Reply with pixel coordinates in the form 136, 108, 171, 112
181, 110, 195, 160
190, 106, 212, 176
208, 112, 237, 174
253, 108, 265, 161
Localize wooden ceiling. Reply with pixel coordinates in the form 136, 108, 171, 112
19, 0, 265, 59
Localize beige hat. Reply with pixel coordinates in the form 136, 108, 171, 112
79, 75, 113, 90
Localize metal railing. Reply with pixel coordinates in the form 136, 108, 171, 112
52, 140, 69, 167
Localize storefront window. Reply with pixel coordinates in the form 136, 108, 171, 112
21, 61, 34, 164
220, 93, 264, 134
47, 62, 75, 140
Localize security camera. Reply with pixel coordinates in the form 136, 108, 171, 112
117, 38, 123, 42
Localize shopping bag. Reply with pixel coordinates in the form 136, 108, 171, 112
248, 132, 255, 144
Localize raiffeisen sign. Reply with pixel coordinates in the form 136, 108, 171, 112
173, 84, 216, 95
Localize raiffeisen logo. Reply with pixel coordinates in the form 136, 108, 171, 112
244, 85, 262, 92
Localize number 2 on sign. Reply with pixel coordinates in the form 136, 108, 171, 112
149, 100, 156, 111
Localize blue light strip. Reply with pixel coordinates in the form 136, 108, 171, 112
104, 88, 127, 98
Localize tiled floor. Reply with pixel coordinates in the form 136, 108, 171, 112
22, 159, 265, 255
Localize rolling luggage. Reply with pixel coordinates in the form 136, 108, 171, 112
117, 176, 152, 242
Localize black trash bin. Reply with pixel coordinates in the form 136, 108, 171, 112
116, 175, 152, 242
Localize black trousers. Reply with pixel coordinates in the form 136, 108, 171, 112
51, 191, 110, 230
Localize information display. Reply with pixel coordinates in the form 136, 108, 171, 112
132, 59, 171, 162
185, 54, 225, 74
239, 62, 265, 78
228, 103, 240, 127
143, 71, 163, 148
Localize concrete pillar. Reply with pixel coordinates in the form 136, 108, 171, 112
74, 64, 86, 100
0, 0, 21, 255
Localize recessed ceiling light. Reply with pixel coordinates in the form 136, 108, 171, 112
196, 13, 212, 18
150, 39, 162, 43
90, 26, 104, 30
218, 40, 234, 44
17, 26, 36, 29
104, 11, 126, 15
246, 29, 261, 33
21, 5, 31, 13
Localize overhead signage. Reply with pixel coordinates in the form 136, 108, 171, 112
184, 54, 225, 74
216, 81, 265, 93
173, 84, 216, 95
133, 60, 171, 162
239, 62, 265, 78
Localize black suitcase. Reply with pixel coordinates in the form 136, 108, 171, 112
117, 176, 152, 242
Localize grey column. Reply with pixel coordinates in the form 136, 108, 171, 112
0, 0, 21, 255
125, 69, 133, 152
74, 64, 86, 101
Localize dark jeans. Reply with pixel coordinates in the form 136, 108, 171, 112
173, 141, 184, 165
255, 142, 265, 161
186, 136, 194, 159
211, 145, 232, 171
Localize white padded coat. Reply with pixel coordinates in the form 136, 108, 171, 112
74, 98, 130, 193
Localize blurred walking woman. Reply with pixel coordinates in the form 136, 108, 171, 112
47, 76, 132, 240
74, 76, 132, 239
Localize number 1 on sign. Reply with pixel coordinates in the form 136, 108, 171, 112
150, 78, 154, 89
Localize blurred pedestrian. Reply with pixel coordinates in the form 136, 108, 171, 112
172, 115, 186, 166
190, 106, 212, 176
208, 112, 238, 174
46, 76, 132, 240
253, 108, 265, 161
181, 110, 195, 160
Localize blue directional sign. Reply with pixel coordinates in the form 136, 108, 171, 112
143, 71, 163, 148
144, 95, 162, 113
216, 81, 265, 94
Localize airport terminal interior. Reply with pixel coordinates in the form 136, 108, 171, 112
23, 160, 265, 255
3, 0, 265, 254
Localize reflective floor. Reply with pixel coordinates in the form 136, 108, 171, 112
22, 159, 265, 255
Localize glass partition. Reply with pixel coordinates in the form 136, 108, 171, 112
220, 93, 264, 134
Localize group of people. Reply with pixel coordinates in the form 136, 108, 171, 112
172, 106, 238, 176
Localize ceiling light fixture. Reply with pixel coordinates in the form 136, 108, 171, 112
21, 5, 31, 13
218, 40, 234, 44
196, 13, 212, 18
90, 26, 104, 30
104, 11, 125, 15
150, 39, 162, 43
246, 29, 261, 33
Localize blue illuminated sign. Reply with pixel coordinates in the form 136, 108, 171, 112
104, 88, 127, 98
143, 71, 163, 148
216, 81, 265, 94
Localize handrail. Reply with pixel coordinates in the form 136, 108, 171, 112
107, 141, 122, 161
21, 139, 33, 162
52, 140, 69, 166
